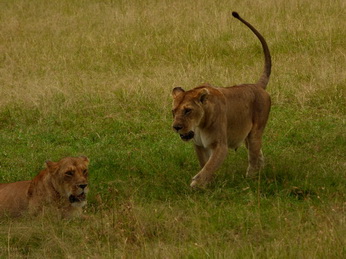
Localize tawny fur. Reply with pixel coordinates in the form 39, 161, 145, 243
0, 156, 89, 218
172, 12, 272, 187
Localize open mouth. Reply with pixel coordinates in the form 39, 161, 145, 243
69, 193, 86, 203
180, 131, 194, 141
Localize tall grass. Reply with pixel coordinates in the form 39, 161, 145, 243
0, 0, 345, 257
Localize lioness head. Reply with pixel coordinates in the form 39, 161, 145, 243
171, 86, 209, 141
45, 156, 89, 208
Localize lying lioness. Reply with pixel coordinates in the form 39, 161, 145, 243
0, 156, 89, 218
172, 12, 272, 187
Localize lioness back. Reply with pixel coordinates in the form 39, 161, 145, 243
0, 181, 31, 217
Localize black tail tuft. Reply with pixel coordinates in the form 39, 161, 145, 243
232, 12, 240, 19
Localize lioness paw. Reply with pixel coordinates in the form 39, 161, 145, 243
246, 167, 259, 178
190, 174, 211, 188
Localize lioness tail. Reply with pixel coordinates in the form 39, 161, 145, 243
232, 12, 271, 89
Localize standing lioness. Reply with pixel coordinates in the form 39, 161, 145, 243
0, 156, 89, 218
172, 12, 272, 187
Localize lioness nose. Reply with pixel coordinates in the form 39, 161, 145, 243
79, 184, 88, 189
173, 125, 183, 131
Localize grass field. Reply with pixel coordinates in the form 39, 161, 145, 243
0, 0, 345, 257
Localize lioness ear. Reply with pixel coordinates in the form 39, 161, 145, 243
198, 88, 209, 103
172, 87, 185, 98
45, 160, 54, 168
80, 156, 90, 165
45, 160, 58, 172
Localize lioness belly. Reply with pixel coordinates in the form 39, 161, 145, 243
227, 123, 252, 149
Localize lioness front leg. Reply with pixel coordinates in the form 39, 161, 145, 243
191, 145, 228, 187
194, 145, 211, 168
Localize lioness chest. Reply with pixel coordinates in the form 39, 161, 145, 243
193, 126, 249, 150
193, 128, 212, 148
193, 126, 232, 149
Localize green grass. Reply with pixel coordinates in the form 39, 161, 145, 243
0, 0, 345, 257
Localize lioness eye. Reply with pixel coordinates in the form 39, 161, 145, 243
65, 171, 74, 176
184, 108, 192, 115
83, 169, 88, 175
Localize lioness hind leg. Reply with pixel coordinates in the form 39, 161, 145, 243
245, 135, 265, 177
